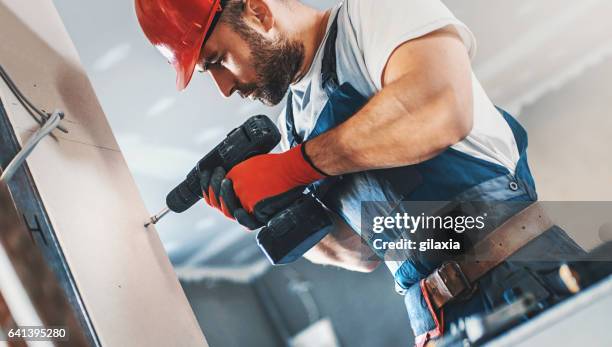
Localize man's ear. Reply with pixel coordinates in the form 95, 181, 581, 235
243, 0, 274, 33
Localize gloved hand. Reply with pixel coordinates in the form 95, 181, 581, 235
200, 143, 326, 230
198, 167, 230, 217
199, 166, 264, 230
224, 143, 326, 221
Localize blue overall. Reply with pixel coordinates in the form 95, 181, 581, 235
284, 15, 584, 344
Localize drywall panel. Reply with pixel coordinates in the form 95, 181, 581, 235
0, 1, 207, 346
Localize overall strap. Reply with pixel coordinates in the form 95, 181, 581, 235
284, 91, 300, 146
285, 11, 340, 147
321, 13, 340, 92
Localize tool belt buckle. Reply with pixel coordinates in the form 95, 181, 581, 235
428, 261, 474, 308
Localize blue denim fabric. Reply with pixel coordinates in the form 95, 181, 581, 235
399, 225, 586, 336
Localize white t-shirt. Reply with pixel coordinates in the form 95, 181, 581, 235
278, 0, 519, 173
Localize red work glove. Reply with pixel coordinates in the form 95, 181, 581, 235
225, 143, 326, 217
199, 166, 262, 230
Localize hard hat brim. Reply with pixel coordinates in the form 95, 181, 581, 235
174, 35, 205, 91
173, 0, 222, 91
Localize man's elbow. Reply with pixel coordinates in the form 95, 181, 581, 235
352, 259, 381, 273
303, 243, 381, 273
328, 257, 381, 273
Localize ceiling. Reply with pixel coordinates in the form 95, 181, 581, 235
51, 0, 612, 279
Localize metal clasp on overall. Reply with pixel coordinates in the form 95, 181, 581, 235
425, 261, 476, 309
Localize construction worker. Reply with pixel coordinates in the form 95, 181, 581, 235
135, 0, 590, 345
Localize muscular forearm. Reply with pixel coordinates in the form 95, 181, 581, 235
306, 80, 471, 175
305, 27, 474, 176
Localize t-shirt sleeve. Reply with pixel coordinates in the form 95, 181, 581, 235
346, 0, 477, 90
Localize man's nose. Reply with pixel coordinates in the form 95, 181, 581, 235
209, 68, 235, 98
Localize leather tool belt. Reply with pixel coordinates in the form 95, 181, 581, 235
424, 202, 553, 309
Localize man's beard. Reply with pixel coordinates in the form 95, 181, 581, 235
235, 27, 305, 106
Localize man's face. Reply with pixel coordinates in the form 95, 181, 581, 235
196, 20, 304, 106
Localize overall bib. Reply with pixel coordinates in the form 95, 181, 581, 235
284, 14, 584, 345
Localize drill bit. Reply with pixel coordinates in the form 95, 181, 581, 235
145, 207, 170, 227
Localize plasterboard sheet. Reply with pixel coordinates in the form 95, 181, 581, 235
0, 1, 207, 346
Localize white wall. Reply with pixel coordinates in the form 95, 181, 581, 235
520, 57, 612, 201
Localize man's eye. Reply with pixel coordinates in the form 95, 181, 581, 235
203, 57, 224, 71
209, 57, 225, 67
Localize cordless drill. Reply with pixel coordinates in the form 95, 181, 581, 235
151, 115, 333, 264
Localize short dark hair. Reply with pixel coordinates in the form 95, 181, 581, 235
219, 0, 250, 37
219, 0, 291, 39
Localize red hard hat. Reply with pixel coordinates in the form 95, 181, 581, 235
135, 0, 222, 90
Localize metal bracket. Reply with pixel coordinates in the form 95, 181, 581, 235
0, 109, 64, 183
